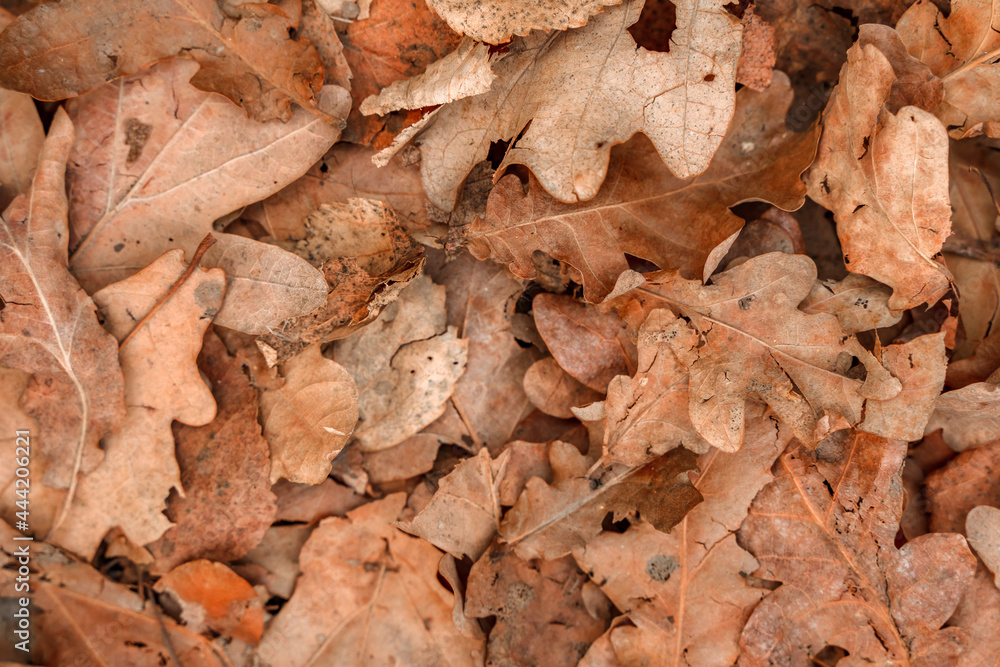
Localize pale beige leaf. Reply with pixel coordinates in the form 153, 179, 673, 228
967, 505, 1000, 588
48, 248, 225, 559
260, 345, 359, 485
800, 273, 902, 334
426, 0, 622, 43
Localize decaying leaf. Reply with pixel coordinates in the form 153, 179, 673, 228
0, 109, 125, 489
465, 73, 819, 301
412, 0, 743, 209
425, 0, 622, 43
0, 0, 334, 122
48, 247, 225, 559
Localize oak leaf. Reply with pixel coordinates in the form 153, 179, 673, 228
949, 566, 1000, 667
967, 505, 1000, 587
412, 0, 743, 209
0, 0, 332, 122
524, 357, 604, 419
0, 83, 43, 211
466, 72, 819, 301
0, 109, 125, 489
425, 0, 622, 44
926, 368, 1000, 452
800, 273, 901, 334
48, 247, 225, 559
926, 440, 1000, 533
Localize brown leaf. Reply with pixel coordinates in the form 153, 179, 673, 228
524, 357, 604, 419
234, 524, 313, 600
0, 0, 333, 122
926, 440, 1000, 533
0, 109, 125, 490
260, 344, 359, 484
499, 442, 702, 560
65, 58, 347, 307
466, 72, 819, 301
967, 505, 1000, 586
147, 331, 277, 574
272, 477, 367, 523
363, 433, 444, 483
466, 543, 610, 667
949, 565, 1000, 667
48, 247, 225, 559
805, 25, 952, 311
800, 273, 900, 334
414, 0, 743, 210
425, 0, 621, 44
255, 494, 485, 666
333, 274, 468, 451
735, 7, 776, 91
738, 431, 977, 666
0, 85, 43, 211
926, 368, 1000, 452
576, 405, 791, 667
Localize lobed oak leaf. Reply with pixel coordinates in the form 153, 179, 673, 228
800, 273, 901, 334
805, 25, 952, 311
412, 0, 743, 210
47, 247, 225, 559
255, 494, 486, 666
425, 0, 622, 44
0, 109, 125, 490
0, 0, 333, 122
465, 72, 819, 301
738, 430, 977, 667
64, 59, 346, 326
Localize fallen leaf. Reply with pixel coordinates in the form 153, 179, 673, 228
800, 273, 901, 334
465, 543, 610, 666
363, 433, 445, 483
413, 0, 743, 209
0, 0, 333, 122
805, 25, 952, 311
65, 58, 347, 305
255, 494, 486, 666
272, 477, 367, 523
234, 524, 313, 600
967, 505, 1000, 587
735, 7, 776, 91
147, 331, 277, 574
465, 72, 819, 301
260, 344, 359, 484
0, 84, 43, 211
48, 246, 225, 559
0, 109, 125, 489
333, 274, 468, 451
155, 559, 264, 645
926, 440, 1000, 534
926, 368, 1000, 451
738, 430, 977, 666
949, 565, 1000, 666
524, 357, 604, 419
425, 0, 621, 43
499, 442, 702, 560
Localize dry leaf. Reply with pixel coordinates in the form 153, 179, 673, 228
333, 274, 468, 451
735, 7, 775, 91
967, 505, 1000, 587
499, 442, 702, 560
0, 109, 125, 489
949, 565, 1000, 667
926, 368, 1000, 452
425, 0, 621, 43
0, 0, 333, 122
738, 430, 977, 666
800, 273, 901, 334
413, 0, 743, 209
48, 247, 225, 559
65, 58, 347, 301
0, 85, 43, 211
466, 72, 818, 301
524, 357, 604, 419
260, 344, 359, 484
147, 331, 277, 574
272, 477, 367, 523
926, 440, 1000, 534
234, 524, 313, 600
255, 494, 485, 666
805, 25, 952, 311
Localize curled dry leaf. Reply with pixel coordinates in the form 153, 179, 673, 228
967, 505, 1000, 587
524, 357, 604, 419
65, 58, 347, 301
147, 331, 277, 574
0, 0, 332, 122
397, 448, 509, 561
154, 559, 265, 645
255, 494, 486, 666
800, 273, 901, 334
414, 0, 743, 210
738, 430, 978, 666
499, 442, 702, 560
465, 544, 611, 667
576, 406, 791, 667
805, 25, 952, 311
926, 368, 1000, 452
48, 247, 224, 559
333, 274, 468, 451
0, 84, 43, 211
260, 344, 359, 485
0, 109, 125, 489
425, 0, 622, 43
466, 72, 819, 301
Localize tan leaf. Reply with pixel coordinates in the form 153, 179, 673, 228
926, 368, 1000, 452
0, 109, 125, 490
0, 86, 43, 211
738, 431, 978, 666
805, 25, 952, 311
413, 0, 743, 210
333, 274, 468, 451
397, 448, 509, 561
65, 58, 347, 298
147, 331, 277, 574
272, 477, 366, 523
524, 357, 604, 419
735, 7, 776, 91
499, 442, 702, 560
360, 37, 494, 115
255, 494, 485, 666
576, 406, 791, 667
949, 565, 1000, 667
235, 524, 313, 600
363, 433, 444, 483
425, 0, 622, 44
260, 344, 359, 485
48, 247, 225, 559
800, 273, 901, 334
465, 72, 818, 301
0, 0, 333, 122
967, 505, 1000, 587
926, 440, 1000, 533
